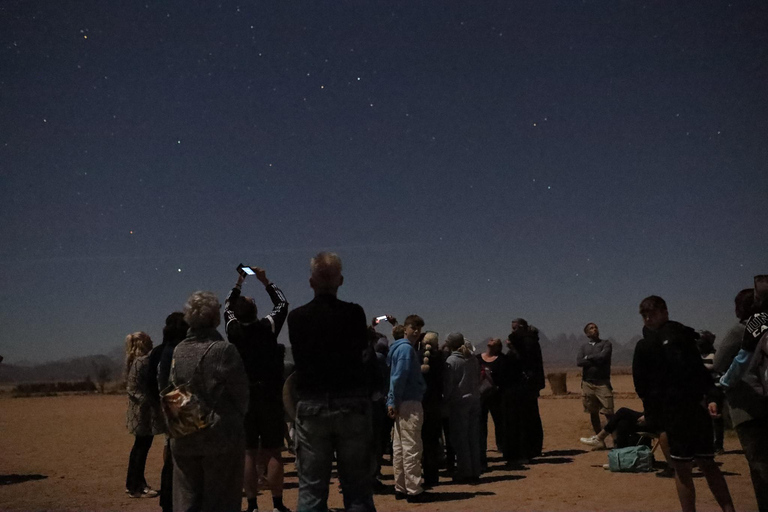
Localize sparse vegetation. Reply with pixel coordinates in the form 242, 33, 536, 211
12, 380, 97, 397
92, 361, 112, 393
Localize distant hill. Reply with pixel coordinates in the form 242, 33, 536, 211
0, 334, 638, 384
471, 330, 641, 368
0, 342, 295, 384
0, 354, 122, 384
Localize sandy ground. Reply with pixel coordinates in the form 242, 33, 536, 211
0, 374, 759, 511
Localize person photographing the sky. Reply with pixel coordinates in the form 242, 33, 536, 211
224, 266, 290, 512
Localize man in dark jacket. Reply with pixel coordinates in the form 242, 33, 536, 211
633, 295, 734, 512
288, 252, 375, 512
502, 318, 545, 465
225, 267, 290, 512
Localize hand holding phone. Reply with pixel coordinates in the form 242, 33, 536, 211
237, 263, 257, 277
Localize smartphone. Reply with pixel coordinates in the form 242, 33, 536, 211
237, 263, 256, 276
375, 315, 388, 322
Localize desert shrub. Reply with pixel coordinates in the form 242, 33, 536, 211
13, 380, 98, 395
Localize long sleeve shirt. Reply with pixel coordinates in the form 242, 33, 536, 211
443, 351, 481, 403
632, 321, 714, 415
224, 283, 288, 394
577, 339, 612, 384
288, 294, 369, 399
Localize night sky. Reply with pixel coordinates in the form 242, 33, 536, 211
2, 1, 767, 363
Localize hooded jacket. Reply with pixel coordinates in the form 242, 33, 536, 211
632, 320, 715, 416
506, 326, 546, 393
443, 350, 481, 403
386, 338, 426, 408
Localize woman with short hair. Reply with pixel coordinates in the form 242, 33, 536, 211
170, 291, 249, 512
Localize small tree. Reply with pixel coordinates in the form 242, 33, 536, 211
92, 362, 112, 393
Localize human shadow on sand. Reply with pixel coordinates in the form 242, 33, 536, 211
476, 474, 525, 484
426, 490, 495, 502
0, 474, 47, 486
542, 449, 587, 457
375, 490, 495, 502
528, 457, 573, 465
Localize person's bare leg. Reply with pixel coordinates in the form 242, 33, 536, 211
602, 413, 614, 445
696, 457, 735, 512
671, 459, 697, 512
659, 433, 672, 465
260, 448, 284, 498
589, 411, 602, 435
244, 449, 260, 502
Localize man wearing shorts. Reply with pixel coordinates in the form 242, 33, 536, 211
225, 267, 290, 512
632, 295, 734, 512
576, 322, 614, 448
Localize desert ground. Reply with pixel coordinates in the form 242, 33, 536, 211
0, 373, 759, 512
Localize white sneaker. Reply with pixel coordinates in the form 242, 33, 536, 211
579, 435, 606, 449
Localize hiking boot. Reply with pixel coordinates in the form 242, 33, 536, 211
579, 435, 606, 450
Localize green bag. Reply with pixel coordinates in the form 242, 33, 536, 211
607, 445, 654, 472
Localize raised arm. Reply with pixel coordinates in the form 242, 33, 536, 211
256, 267, 289, 336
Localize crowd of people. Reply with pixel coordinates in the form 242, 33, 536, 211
122, 255, 767, 512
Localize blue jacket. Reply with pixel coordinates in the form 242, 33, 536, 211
386, 338, 426, 408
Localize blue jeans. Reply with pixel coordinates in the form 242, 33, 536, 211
294, 397, 376, 512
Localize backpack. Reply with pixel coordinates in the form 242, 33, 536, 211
607, 445, 655, 473
745, 331, 768, 397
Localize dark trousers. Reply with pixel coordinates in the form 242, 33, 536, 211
371, 398, 387, 475
421, 402, 443, 484
503, 391, 543, 461
603, 407, 645, 448
442, 417, 455, 472
736, 417, 768, 512
173, 445, 245, 512
126, 435, 154, 493
480, 393, 505, 466
160, 439, 174, 512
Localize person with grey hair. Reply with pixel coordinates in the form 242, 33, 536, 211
287, 252, 376, 512
170, 291, 249, 512
443, 332, 482, 483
